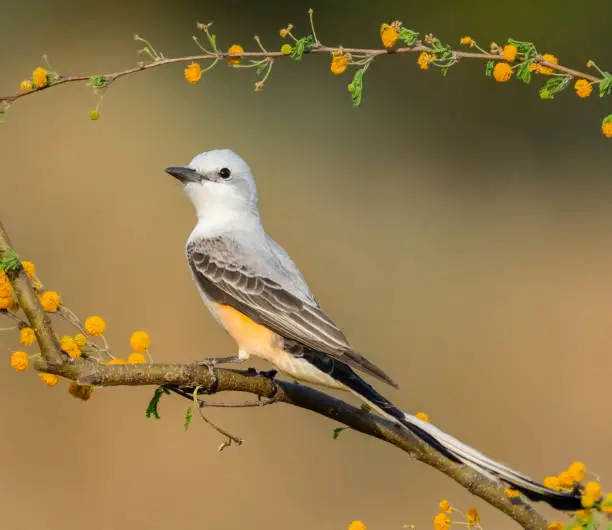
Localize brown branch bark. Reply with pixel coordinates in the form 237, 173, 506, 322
0, 221, 550, 530
0, 44, 601, 104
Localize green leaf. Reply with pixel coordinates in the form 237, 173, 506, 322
0, 248, 21, 272
184, 406, 193, 430
485, 60, 495, 76
332, 427, 347, 440
146, 386, 170, 420
88, 75, 110, 89
255, 61, 268, 76
599, 72, 612, 97
507, 38, 537, 60
347, 65, 368, 107
516, 61, 533, 84
604, 114, 612, 125
290, 35, 314, 61
539, 75, 571, 100
398, 27, 419, 46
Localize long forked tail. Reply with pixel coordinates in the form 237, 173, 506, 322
322, 357, 582, 511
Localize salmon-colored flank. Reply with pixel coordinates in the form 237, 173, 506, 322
214, 303, 278, 353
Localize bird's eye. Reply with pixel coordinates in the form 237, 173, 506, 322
218, 167, 231, 179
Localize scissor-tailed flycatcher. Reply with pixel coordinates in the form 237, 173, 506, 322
166, 149, 580, 510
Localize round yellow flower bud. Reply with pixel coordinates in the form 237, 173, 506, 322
184, 62, 202, 84
493, 62, 513, 82
20, 80, 33, 91
85, 316, 106, 336
280, 44, 292, 55
21, 261, 36, 278
32, 67, 48, 87
130, 331, 151, 352
19, 327, 36, 346
10, 351, 29, 371
227, 44, 244, 66
39, 291, 61, 312
502, 44, 518, 62
128, 352, 147, 364
380, 23, 399, 49
39, 373, 59, 386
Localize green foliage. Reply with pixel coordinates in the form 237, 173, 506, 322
0, 248, 21, 272
146, 386, 170, 419
184, 406, 193, 430
290, 36, 314, 61
516, 61, 533, 84
88, 75, 109, 89
539, 75, 571, 100
508, 38, 538, 60
485, 60, 495, 77
332, 427, 347, 439
347, 65, 368, 107
399, 27, 419, 46
600, 72, 612, 97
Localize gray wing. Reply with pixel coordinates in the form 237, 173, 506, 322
187, 236, 398, 388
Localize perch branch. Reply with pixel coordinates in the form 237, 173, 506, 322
0, 221, 550, 530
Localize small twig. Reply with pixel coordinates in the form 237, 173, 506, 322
191, 385, 244, 450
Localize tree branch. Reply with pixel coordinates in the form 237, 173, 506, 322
0, 220, 555, 529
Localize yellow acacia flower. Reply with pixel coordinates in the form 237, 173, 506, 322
74, 334, 87, 347
21, 261, 36, 278
279, 24, 293, 39
548, 522, 564, 530
20, 327, 36, 346
10, 351, 29, 371
0, 271, 12, 295
127, 352, 147, 364
493, 62, 513, 82
20, 80, 33, 91
280, 44, 292, 55
504, 488, 520, 498
460, 36, 474, 47
0, 296, 12, 309
130, 330, 150, 352
603, 120, 612, 138
584, 482, 601, 500
417, 52, 434, 70
466, 508, 479, 526
107, 358, 127, 364
581, 495, 595, 509
32, 67, 48, 87
85, 315, 106, 336
502, 44, 518, 62
574, 79, 592, 98
184, 62, 202, 84
433, 513, 451, 530
537, 54, 558, 75
68, 381, 95, 401
415, 412, 430, 422
439, 499, 452, 513
380, 23, 399, 49
330, 53, 349, 75
39, 291, 61, 312
557, 471, 574, 490
227, 44, 244, 66
60, 336, 81, 358
39, 373, 59, 386
601, 493, 612, 513
575, 510, 592, 525
567, 461, 586, 483
348, 521, 366, 530
544, 476, 561, 491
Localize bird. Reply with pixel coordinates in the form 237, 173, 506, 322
165, 149, 581, 511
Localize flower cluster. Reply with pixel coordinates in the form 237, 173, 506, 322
434, 500, 481, 530
3, 258, 154, 394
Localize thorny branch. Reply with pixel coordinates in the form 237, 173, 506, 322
0, 221, 555, 530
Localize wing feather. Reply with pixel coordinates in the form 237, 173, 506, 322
187, 237, 398, 388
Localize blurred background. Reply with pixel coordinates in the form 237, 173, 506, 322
1, 1, 611, 529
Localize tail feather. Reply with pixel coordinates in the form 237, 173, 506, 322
311, 352, 582, 511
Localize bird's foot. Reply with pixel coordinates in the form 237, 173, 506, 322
246, 367, 278, 381
193, 356, 246, 388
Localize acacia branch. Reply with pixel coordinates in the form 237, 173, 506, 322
0, 221, 554, 530
0, 44, 602, 105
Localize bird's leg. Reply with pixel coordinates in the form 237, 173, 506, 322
193, 355, 247, 389
246, 367, 278, 380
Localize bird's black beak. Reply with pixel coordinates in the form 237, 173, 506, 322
165, 166, 200, 184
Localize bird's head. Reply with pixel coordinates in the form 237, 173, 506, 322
165, 149, 258, 218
